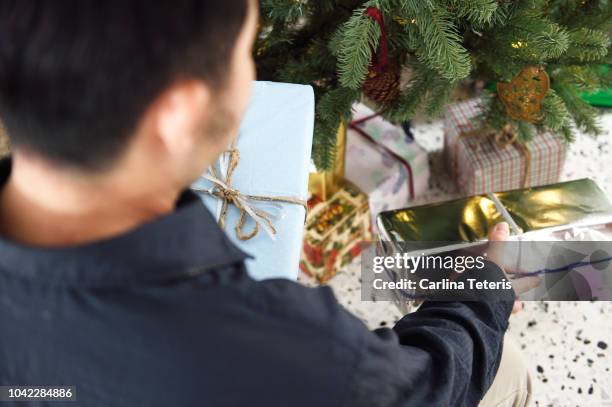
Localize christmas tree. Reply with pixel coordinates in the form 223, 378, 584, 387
256, 0, 611, 170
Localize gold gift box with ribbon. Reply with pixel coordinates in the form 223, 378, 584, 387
378, 178, 612, 243
377, 179, 612, 313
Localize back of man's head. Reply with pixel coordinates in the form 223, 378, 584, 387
0, 0, 249, 171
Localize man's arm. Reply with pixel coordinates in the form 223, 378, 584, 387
255, 264, 513, 406
250, 223, 518, 406
343, 222, 516, 406
345, 299, 513, 406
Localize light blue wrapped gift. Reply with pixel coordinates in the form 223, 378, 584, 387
192, 81, 314, 281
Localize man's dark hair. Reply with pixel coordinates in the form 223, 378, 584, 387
0, 0, 248, 170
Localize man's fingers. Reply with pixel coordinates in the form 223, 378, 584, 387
489, 222, 509, 242
485, 222, 541, 296
511, 276, 541, 295
512, 300, 524, 314
486, 222, 509, 266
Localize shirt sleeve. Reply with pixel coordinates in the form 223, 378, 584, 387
252, 261, 514, 407
344, 299, 514, 407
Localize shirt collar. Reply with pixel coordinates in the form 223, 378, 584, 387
0, 158, 249, 288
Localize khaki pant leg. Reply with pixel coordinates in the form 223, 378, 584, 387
479, 336, 533, 407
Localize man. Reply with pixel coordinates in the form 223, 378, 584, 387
0, 1, 532, 406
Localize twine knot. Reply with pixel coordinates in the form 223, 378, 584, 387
453, 123, 532, 188
494, 123, 518, 149
193, 147, 307, 241
213, 186, 240, 202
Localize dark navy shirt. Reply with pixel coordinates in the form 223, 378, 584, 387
0, 159, 513, 406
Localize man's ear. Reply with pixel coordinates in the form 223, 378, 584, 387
149, 80, 211, 157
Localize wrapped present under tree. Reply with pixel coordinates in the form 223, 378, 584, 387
445, 99, 567, 196
300, 182, 372, 284
346, 103, 429, 231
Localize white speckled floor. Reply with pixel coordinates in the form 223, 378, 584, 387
301, 111, 612, 406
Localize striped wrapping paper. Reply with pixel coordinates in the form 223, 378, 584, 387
444, 99, 566, 195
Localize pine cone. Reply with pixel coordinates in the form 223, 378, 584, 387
362, 63, 400, 105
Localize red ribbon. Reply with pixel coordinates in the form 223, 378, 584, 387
365, 7, 388, 72
349, 114, 415, 200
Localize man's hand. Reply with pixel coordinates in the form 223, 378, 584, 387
488, 222, 540, 311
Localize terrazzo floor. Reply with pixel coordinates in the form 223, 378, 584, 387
300, 111, 612, 406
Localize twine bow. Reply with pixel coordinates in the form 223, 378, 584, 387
453, 123, 532, 188
494, 123, 518, 148
193, 148, 307, 241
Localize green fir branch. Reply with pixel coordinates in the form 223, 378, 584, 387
561, 28, 610, 63
312, 120, 338, 171
381, 64, 434, 122
316, 86, 360, 124
485, 97, 511, 130
436, 0, 498, 27
552, 65, 606, 92
515, 120, 536, 142
424, 77, 455, 118
488, 1, 514, 27
553, 80, 603, 136
312, 87, 360, 169
559, 125, 576, 144
504, 17, 570, 61
261, 0, 308, 22
397, 2, 471, 81
541, 89, 571, 133
336, 5, 381, 89
550, 0, 612, 30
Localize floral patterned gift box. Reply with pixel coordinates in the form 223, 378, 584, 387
300, 182, 372, 283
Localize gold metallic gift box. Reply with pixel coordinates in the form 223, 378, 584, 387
307, 122, 347, 201
378, 179, 612, 243
377, 179, 612, 313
